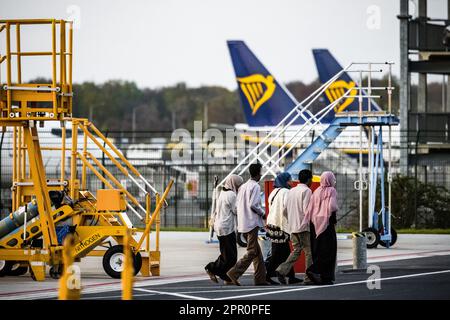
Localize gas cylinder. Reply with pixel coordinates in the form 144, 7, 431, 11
0, 200, 39, 239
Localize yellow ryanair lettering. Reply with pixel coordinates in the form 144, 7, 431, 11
324, 80, 357, 113
237, 74, 276, 115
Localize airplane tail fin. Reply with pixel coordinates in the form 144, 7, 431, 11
312, 49, 381, 122
227, 40, 305, 127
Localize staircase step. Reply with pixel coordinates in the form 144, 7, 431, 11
319, 134, 333, 143
303, 160, 313, 164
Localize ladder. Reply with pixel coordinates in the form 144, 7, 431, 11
208, 62, 397, 243
0, 19, 166, 281
218, 62, 392, 187
209, 62, 401, 248
217, 63, 358, 188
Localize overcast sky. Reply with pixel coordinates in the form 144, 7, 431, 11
1, 0, 447, 90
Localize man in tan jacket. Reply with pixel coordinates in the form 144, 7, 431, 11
276, 169, 313, 285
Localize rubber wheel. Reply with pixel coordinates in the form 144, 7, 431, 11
102, 245, 142, 279
7, 262, 29, 276
236, 232, 247, 248
362, 227, 380, 249
0, 246, 13, 277
379, 228, 398, 248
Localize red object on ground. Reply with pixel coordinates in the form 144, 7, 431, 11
264, 177, 320, 273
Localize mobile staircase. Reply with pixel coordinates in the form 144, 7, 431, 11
210, 62, 399, 248
0, 19, 173, 281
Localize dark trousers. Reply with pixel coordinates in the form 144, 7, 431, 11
308, 214, 337, 283
206, 232, 237, 281
265, 242, 295, 279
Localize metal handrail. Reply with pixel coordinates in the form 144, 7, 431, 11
260, 88, 358, 180
262, 93, 382, 177
218, 62, 396, 189
77, 152, 145, 220
216, 64, 352, 188
73, 120, 163, 222
87, 122, 159, 195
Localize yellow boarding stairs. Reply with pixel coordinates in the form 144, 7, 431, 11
0, 19, 173, 281
0, 119, 174, 280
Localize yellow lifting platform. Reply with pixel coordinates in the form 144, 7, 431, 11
0, 19, 173, 281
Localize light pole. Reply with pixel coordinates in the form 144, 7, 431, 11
89, 105, 93, 123
201, 96, 221, 130
132, 107, 136, 144
204, 102, 208, 130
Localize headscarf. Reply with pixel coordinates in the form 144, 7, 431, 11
301, 171, 338, 238
223, 174, 244, 193
274, 172, 292, 189
265, 172, 292, 239
316, 171, 337, 199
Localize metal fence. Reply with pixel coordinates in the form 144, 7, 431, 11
1, 129, 449, 230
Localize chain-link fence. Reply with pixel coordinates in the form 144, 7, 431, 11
1, 129, 449, 230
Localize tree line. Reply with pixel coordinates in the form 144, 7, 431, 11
32, 76, 445, 132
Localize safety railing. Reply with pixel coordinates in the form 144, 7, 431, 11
0, 18, 172, 282
218, 62, 390, 188
71, 118, 161, 224
6, 116, 163, 229
0, 19, 73, 120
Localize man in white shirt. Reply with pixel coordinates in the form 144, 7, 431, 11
226, 163, 268, 286
276, 169, 313, 285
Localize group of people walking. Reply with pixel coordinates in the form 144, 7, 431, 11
205, 163, 338, 286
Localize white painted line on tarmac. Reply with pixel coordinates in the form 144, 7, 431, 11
0, 274, 210, 300
82, 286, 281, 300
84, 293, 157, 300
79, 275, 211, 297
214, 269, 450, 300
338, 249, 450, 266
4, 252, 450, 300
179, 286, 281, 295
80, 269, 450, 300
135, 287, 208, 300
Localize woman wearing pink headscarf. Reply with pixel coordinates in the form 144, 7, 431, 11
300, 171, 338, 285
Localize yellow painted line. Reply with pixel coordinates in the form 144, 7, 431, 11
240, 134, 293, 148
341, 149, 378, 155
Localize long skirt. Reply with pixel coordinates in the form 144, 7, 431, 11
265, 241, 295, 279
308, 216, 337, 283
205, 231, 237, 281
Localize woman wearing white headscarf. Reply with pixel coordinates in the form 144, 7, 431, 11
205, 174, 244, 284
265, 172, 302, 285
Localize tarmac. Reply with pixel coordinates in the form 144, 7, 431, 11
80, 255, 450, 300
0, 232, 449, 300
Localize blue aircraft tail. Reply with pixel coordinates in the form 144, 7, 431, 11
312, 49, 381, 122
227, 40, 306, 127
